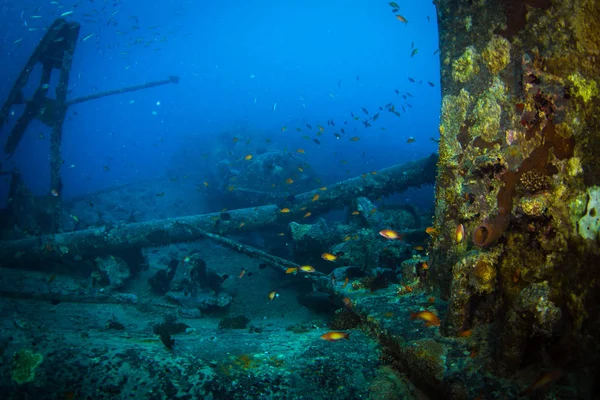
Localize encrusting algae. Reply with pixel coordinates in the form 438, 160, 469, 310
452, 46, 479, 83
481, 35, 511, 75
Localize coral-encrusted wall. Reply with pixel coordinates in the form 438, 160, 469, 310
431, 0, 600, 375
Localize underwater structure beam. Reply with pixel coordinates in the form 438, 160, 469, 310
0, 154, 437, 266
0, 18, 81, 233
66, 76, 180, 106
0, 18, 180, 236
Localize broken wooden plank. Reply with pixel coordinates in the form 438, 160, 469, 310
0, 154, 437, 266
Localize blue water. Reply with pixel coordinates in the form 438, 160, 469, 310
1, 0, 440, 209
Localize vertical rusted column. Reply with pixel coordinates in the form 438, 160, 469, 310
431, 0, 599, 376
48, 23, 79, 232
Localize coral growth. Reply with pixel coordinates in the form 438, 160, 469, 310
568, 72, 598, 103
481, 35, 511, 75
470, 259, 497, 294
439, 89, 471, 166
470, 92, 502, 142
517, 194, 550, 217
452, 46, 479, 83
518, 170, 550, 194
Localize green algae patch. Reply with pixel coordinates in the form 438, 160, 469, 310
440, 89, 471, 165
452, 46, 479, 83
481, 35, 511, 75
568, 72, 598, 102
470, 92, 501, 143
11, 349, 43, 385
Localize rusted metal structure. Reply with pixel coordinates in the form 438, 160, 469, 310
425, 0, 600, 394
0, 18, 179, 235
0, 154, 437, 265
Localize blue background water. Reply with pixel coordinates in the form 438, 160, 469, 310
0, 0, 440, 210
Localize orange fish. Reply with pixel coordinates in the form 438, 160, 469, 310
286, 178, 294, 184
318, 125, 325, 132
312, 194, 320, 202
456, 223, 465, 243
352, 235, 359, 240
278, 232, 286, 236
403, 284, 413, 293
321, 253, 337, 261
281, 126, 287, 132
296, 148, 305, 154
343, 235, 351, 242
425, 226, 438, 236
519, 370, 564, 396
513, 268, 521, 284
458, 329, 472, 338
428, 296, 435, 303
47, 274, 56, 284
228, 185, 235, 191
203, 181, 209, 187
303, 212, 312, 218
342, 277, 349, 288
422, 261, 429, 270
370, 171, 378, 175
351, 211, 360, 215
297, 167, 304, 172
379, 229, 403, 240
232, 137, 239, 142
410, 310, 441, 327
280, 208, 291, 213
342, 297, 353, 308
285, 267, 298, 274
320, 331, 349, 342
238, 222, 245, 228
413, 245, 425, 251
370, 208, 377, 215
396, 14, 408, 23
319, 186, 327, 191
244, 154, 253, 161
350, 136, 360, 141
238, 269, 246, 278
299, 265, 315, 273
268, 290, 279, 301
406, 136, 415, 143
